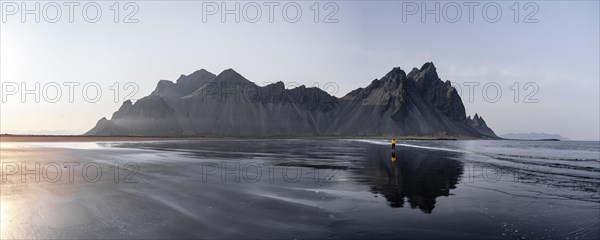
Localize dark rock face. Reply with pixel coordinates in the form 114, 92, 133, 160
98, 96, 182, 136
151, 69, 217, 107
86, 117, 129, 136
85, 63, 497, 137
175, 70, 338, 136
467, 114, 498, 138
331, 63, 479, 136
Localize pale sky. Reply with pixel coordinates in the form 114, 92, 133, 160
1, 1, 598, 140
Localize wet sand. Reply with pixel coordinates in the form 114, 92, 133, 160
0, 135, 221, 142
1, 139, 598, 239
0, 135, 474, 142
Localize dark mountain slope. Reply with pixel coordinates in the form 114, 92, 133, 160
85, 63, 497, 138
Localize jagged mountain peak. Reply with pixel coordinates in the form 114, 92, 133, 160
177, 68, 215, 83
420, 62, 436, 71
382, 67, 408, 82
154, 79, 175, 89
213, 68, 252, 84
272, 81, 285, 88
467, 113, 497, 138
190, 68, 212, 75
470, 113, 484, 123
407, 67, 420, 78
405, 62, 437, 81
110, 100, 134, 120
221, 68, 237, 74
176, 68, 214, 83
152, 68, 217, 97
413, 62, 439, 80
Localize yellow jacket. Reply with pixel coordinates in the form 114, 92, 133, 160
391, 139, 396, 144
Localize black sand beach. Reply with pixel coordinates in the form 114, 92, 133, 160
1, 139, 598, 239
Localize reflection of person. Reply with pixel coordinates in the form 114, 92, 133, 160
391, 138, 396, 150
391, 150, 396, 162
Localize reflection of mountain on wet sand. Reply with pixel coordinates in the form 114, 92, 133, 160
359, 145, 464, 213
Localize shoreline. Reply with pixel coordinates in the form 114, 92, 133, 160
0, 134, 488, 142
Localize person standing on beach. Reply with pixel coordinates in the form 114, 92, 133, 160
390, 139, 397, 162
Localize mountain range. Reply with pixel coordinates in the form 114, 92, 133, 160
86, 63, 498, 138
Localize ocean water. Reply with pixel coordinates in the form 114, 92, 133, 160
1, 139, 598, 239
357, 139, 600, 198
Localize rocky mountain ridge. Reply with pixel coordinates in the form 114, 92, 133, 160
86, 63, 498, 138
